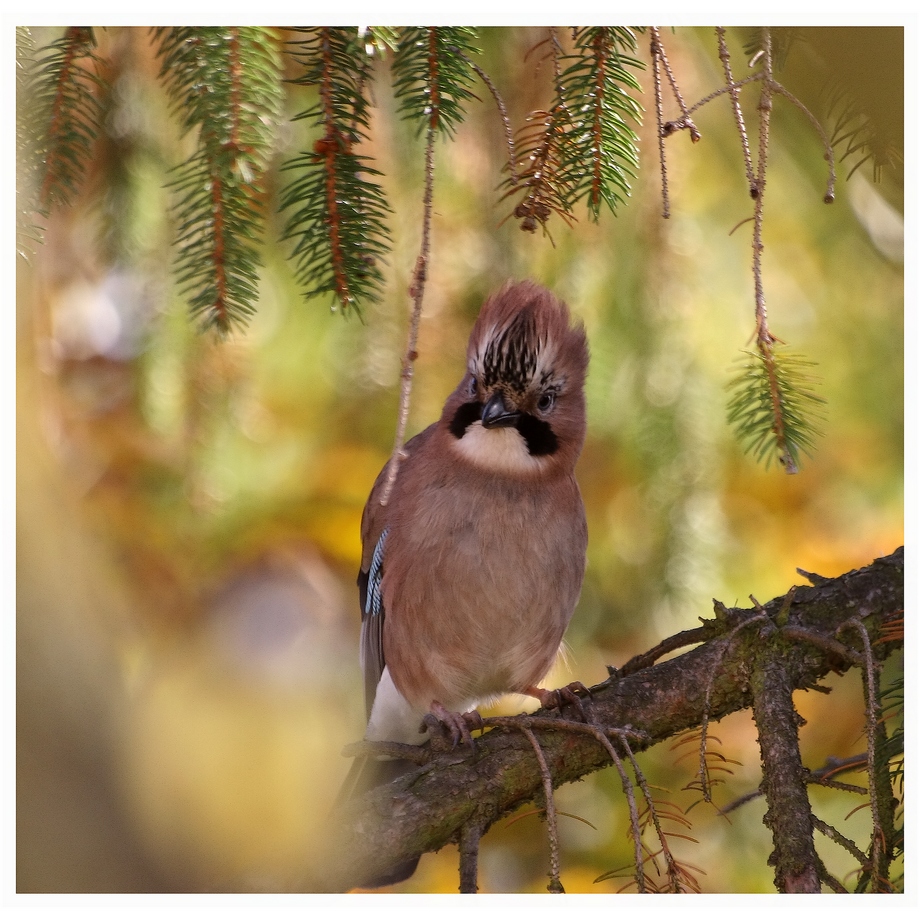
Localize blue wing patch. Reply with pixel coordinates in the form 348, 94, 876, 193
366, 527, 388, 619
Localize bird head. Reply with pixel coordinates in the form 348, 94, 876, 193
441, 281, 589, 477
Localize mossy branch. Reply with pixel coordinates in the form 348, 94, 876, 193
306, 548, 902, 893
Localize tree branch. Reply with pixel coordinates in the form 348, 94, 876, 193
306, 547, 902, 892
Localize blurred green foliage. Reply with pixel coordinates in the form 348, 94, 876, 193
17, 26, 902, 893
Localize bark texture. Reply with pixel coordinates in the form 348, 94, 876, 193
306, 547, 903, 892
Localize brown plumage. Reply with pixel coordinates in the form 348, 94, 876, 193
346, 280, 589, 886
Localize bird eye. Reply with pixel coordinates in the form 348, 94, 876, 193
537, 391, 555, 413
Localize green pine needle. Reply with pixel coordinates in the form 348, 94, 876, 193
30, 27, 104, 214
562, 27, 644, 220
280, 28, 391, 316
157, 27, 284, 334
726, 346, 826, 474
391, 27, 480, 138
17, 27, 45, 257
502, 27, 643, 232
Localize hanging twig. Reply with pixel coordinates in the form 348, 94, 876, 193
521, 726, 564, 892
379, 124, 436, 506
583, 726, 646, 892
716, 27, 755, 195
649, 27, 700, 141
458, 819, 483, 893
649, 28, 670, 219
621, 738, 699, 892
454, 46, 517, 184
841, 617, 889, 891
772, 82, 836, 202
695, 606, 770, 802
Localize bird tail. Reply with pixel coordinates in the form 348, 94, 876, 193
335, 754, 421, 888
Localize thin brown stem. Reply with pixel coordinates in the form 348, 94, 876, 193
651, 27, 698, 138
521, 726, 564, 892
621, 741, 691, 892
697, 612, 770, 801
455, 48, 517, 185
649, 28, 670, 219
771, 82, 837, 202
842, 617, 890, 891
379, 125, 436, 506
716, 27, 755, 194
458, 820, 482, 893
584, 727, 646, 892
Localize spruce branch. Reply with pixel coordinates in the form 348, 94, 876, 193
17, 27, 45, 257
562, 27, 643, 220
503, 27, 643, 233
157, 27, 283, 334
501, 29, 580, 235
31, 27, 104, 215
714, 28, 829, 474
726, 347, 826, 474
391, 27, 480, 137
280, 27, 391, 316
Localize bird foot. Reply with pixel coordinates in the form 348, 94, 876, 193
422, 702, 484, 750
526, 681, 592, 721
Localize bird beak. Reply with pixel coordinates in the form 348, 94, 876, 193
481, 391, 520, 429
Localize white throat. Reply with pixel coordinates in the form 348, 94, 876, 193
450, 420, 547, 474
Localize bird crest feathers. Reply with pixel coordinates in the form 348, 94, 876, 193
468, 281, 588, 394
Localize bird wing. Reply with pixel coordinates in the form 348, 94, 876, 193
357, 426, 434, 718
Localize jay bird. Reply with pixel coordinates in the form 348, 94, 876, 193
344, 280, 589, 886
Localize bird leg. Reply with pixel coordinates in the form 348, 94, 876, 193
423, 702, 485, 750
525, 681, 592, 721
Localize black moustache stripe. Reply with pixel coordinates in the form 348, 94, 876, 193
449, 400, 559, 457
516, 413, 558, 456
449, 401, 483, 439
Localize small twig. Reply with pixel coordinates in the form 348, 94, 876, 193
379, 124, 437, 506
771, 82, 836, 203
841, 617, 888, 890
684, 72, 764, 118
650, 27, 699, 139
581, 726, 646, 893
458, 820, 483, 893
780, 625, 863, 667
697, 610, 770, 801
490, 714, 649, 892
813, 815, 869, 865
454, 47, 517, 184
716, 27, 756, 195
617, 624, 710, 677
649, 27, 670, 219
621, 740, 693, 892
721, 750, 871, 815
719, 788, 762, 815
521, 726, 564, 892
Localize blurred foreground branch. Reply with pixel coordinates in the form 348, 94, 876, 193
307, 547, 903, 892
